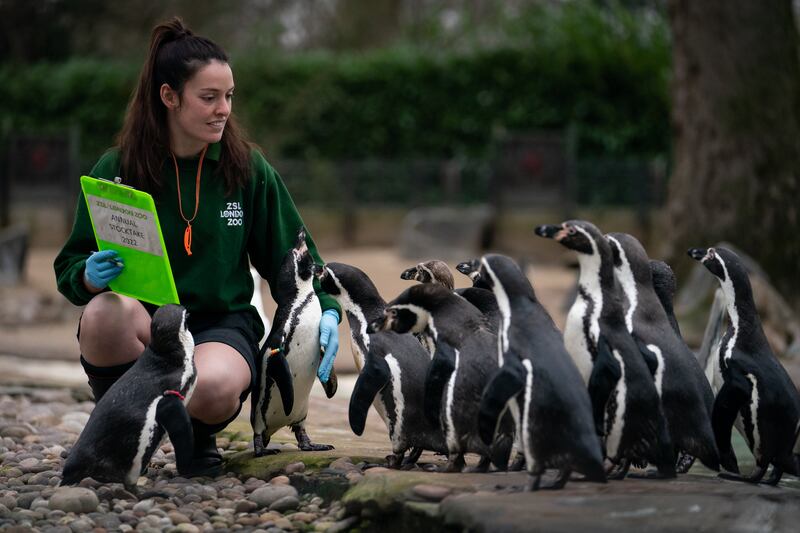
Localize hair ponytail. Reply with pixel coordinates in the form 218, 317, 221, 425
116, 17, 251, 194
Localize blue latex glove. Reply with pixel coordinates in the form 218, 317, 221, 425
318, 309, 340, 383
84, 250, 124, 290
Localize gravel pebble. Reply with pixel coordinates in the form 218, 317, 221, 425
48, 487, 99, 513
268, 495, 300, 513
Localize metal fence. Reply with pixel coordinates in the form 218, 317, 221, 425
2, 131, 667, 233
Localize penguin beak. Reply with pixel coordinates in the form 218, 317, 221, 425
400, 267, 417, 280
534, 224, 561, 239
456, 260, 478, 276
687, 248, 708, 262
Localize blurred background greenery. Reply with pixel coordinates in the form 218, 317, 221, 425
0, 0, 669, 194
1, 0, 799, 311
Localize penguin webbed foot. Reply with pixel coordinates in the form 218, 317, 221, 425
386, 453, 404, 469
763, 466, 783, 486
444, 453, 466, 472
508, 452, 526, 472
401, 447, 423, 468
528, 468, 571, 491
675, 452, 696, 474
606, 459, 631, 480
293, 425, 334, 452
253, 434, 280, 457
718, 465, 767, 484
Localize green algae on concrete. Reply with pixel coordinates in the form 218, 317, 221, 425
225, 449, 340, 479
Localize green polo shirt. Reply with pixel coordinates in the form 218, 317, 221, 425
54, 142, 341, 340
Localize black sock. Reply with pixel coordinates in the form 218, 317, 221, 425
80, 355, 136, 402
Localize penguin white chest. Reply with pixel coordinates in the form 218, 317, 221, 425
267, 297, 322, 430
565, 294, 594, 384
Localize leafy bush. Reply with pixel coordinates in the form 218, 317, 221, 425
0, 2, 670, 166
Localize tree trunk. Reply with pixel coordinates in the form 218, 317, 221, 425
665, 0, 800, 309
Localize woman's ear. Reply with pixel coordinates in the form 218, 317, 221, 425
160, 83, 180, 109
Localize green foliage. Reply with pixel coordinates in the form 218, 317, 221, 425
0, 2, 670, 165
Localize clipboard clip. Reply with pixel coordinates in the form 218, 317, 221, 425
96, 176, 135, 189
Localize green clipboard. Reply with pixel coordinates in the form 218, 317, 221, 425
80, 175, 180, 306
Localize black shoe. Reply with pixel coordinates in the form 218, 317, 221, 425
186, 430, 223, 478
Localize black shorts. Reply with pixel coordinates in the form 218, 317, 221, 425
78, 306, 260, 402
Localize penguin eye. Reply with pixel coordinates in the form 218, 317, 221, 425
389, 308, 398, 318
567, 227, 577, 236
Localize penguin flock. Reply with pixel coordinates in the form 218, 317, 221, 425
319, 219, 800, 491
60, 221, 800, 492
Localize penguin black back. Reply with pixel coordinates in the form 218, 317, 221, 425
607, 233, 719, 473
688, 246, 800, 484
62, 304, 196, 486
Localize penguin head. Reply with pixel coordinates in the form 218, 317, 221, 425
317, 262, 382, 307
688, 247, 726, 281
456, 258, 483, 283
534, 220, 601, 256
477, 254, 534, 298
368, 284, 450, 334
606, 232, 652, 285
149, 304, 193, 363
400, 260, 454, 290
650, 260, 677, 303
688, 246, 750, 286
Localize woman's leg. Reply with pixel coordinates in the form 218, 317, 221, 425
77, 292, 151, 400
188, 342, 251, 424
185, 342, 252, 476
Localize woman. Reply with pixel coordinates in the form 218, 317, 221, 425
54, 17, 341, 477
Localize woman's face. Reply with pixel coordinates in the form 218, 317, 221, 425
164, 59, 234, 156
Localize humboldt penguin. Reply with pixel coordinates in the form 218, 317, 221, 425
688, 246, 800, 484
62, 305, 196, 487
607, 233, 719, 473
250, 227, 332, 456
400, 260, 455, 290
318, 262, 447, 467
369, 284, 514, 472
402, 258, 499, 332
535, 221, 676, 479
476, 254, 606, 490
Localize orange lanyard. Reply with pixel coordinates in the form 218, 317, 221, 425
171, 145, 207, 256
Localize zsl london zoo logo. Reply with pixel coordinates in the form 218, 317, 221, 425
220, 202, 243, 226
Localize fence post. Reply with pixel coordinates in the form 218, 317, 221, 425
340, 160, 356, 246
66, 125, 81, 228
0, 135, 8, 228
563, 122, 578, 219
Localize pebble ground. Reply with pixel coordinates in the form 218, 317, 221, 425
0, 387, 359, 532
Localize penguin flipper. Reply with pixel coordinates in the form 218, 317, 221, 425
349, 356, 391, 436
712, 376, 751, 474
478, 358, 525, 446
156, 394, 194, 476
266, 351, 294, 416
424, 341, 457, 426
588, 335, 622, 436
633, 336, 659, 378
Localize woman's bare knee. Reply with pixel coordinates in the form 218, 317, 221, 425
188, 343, 250, 424
80, 293, 150, 366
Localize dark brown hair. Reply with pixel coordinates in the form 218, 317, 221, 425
116, 17, 251, 194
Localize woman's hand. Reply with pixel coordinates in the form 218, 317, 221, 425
318, 309, 340, 383
83, 250, 124, 292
